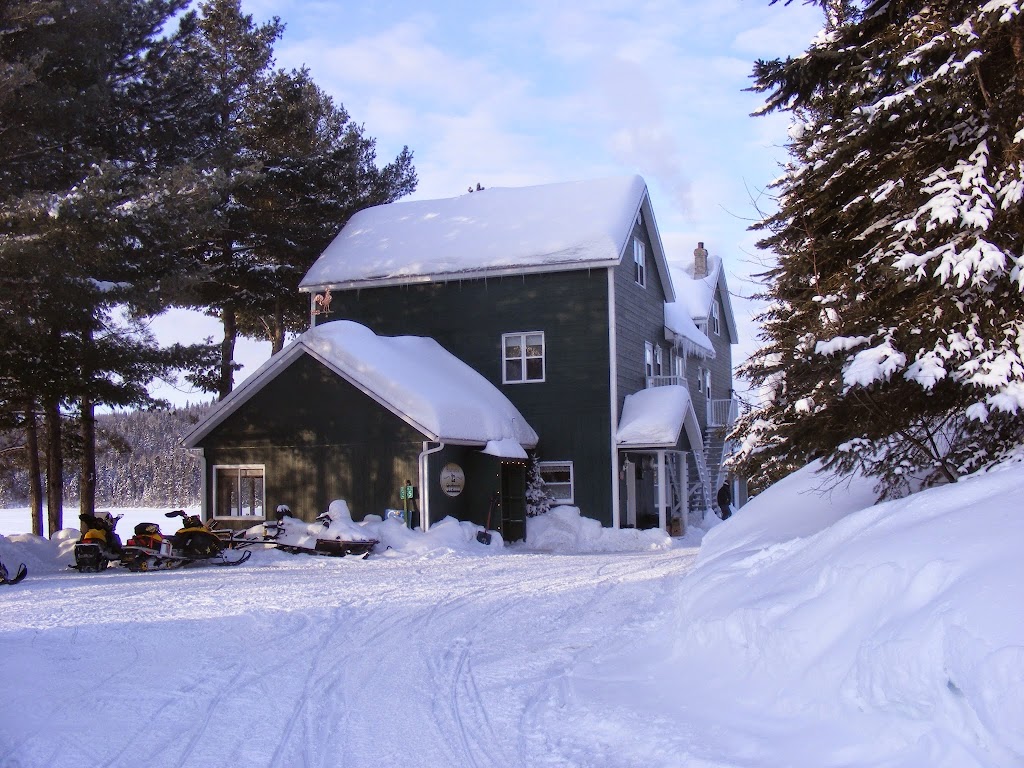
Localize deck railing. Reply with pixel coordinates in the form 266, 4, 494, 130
645, 375, 685, 388
707, 398, 739, 428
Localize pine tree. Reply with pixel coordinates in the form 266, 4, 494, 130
175, 0, 416, 393
0, 0, 215, 532
734, 1, 1024, 497
235, 68, 416, 353
525, 456, 553, 517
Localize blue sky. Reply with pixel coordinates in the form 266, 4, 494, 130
151, 0, 824, 405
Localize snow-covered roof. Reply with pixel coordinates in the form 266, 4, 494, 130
667, 256, 738, 344
184, 321, 538, 450
616, 385, 703, 450
299, 175, 673, 298
664, 302, 714, 357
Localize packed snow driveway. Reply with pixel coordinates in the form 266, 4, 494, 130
0, 545, 699, 768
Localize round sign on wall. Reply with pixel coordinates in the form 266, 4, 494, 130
440, 463, 465, 497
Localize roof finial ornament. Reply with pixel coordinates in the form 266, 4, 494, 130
693, 241, 708, 279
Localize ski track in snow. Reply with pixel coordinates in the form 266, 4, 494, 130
0, 546, 699, 768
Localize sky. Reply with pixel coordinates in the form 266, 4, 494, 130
2, 455, 1021, 766
150, 0, 826, 406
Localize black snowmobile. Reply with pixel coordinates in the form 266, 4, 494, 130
0, 559, 27, 585
263, 505, 377, 558
70, 512, 125, 572
119, 510, 251, 571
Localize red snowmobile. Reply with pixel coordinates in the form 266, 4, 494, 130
119, 510, 251, 571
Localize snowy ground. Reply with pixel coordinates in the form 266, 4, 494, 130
2, 459, 1022, 768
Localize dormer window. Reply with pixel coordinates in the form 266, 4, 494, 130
633, 238, 646, 287
710, 299, 721, 335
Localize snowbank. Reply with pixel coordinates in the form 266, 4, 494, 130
526, 505, 680, 553
569, 459, 1024, 767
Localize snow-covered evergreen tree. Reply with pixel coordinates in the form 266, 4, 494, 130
735, 0, 1024, 496
525, 455, 553, 517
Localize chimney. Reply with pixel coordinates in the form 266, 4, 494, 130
693, 241, 709, 278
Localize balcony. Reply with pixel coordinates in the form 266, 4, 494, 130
645, 375, 685, 388
707, 398, 739, 428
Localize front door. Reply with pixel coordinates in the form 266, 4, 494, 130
500, 462, 526, 542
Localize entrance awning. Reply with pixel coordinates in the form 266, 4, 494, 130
616, 385, 703, 451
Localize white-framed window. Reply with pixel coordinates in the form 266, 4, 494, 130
703, 368, 712, 395
644, 341, 654, 378
634, 237, 646, 287
710, 299, 721, 335
503, 331, 545, 383
654, 345, 664, 377
539, 461, 574, 504
697, 366, 706, 393
213, 465, 265, 519
673, 351, 685, 380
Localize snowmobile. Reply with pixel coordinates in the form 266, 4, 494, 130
0, 559, 27, 585
119, 510, 251, 571
70, 511, 125, 572
263, 503, 378, 558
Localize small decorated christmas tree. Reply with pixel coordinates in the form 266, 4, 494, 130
525, 454, 553, 517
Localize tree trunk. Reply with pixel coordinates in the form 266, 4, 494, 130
79, 396, 96, 519
44, 396, 63, 537
24, 401, 44, 537
219, 303, 237, 401
271, 296, 285, 354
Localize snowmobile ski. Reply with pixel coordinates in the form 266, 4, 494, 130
0, 561, 27, 585
120, 545, 252, 571
209, 549, 252, 567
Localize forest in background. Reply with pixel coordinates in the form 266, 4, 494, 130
0, 405, 207, 509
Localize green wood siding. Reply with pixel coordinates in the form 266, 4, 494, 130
613, 216, 673, 407
197, 354, 426, 522
315, 269, 617, 525
684, 282, 735, 433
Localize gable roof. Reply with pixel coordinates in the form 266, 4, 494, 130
616, 385, 703, 450
183, 321, 539, 450
667, 256, 739, 344
299, 175, 674, 299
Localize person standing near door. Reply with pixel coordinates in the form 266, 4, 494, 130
717, 482, 733, 520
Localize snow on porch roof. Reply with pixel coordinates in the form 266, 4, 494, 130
616, 385, 703, 451
183, 321, 539, 450
299, 175, 672, 294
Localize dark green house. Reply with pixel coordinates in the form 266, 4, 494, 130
185, 175, 740, 539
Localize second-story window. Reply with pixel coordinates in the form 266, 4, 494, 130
634, 238, 646, 287
710, 299, 721, 335
503, 331, 545, 383
644, 341, 654, 379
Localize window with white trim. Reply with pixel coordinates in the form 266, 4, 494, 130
644, 341, 654, 378
539, 461, 574, 504
503, 331, 545, 383
710, 299, 721, 335
654, 345, 664, 377
673, 351, 685, 380
213, 465, 265, 519
633, 238, 646, 287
